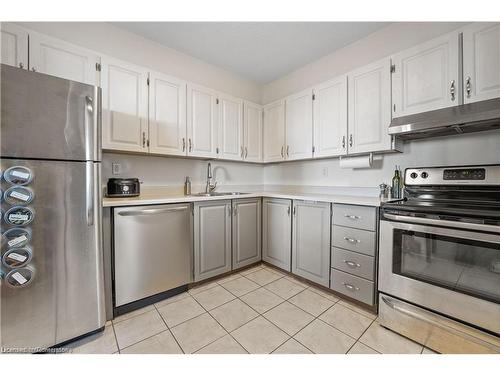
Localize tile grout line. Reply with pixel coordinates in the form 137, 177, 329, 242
153, 303, 186, 354
189, 287, 251, 354
109, 321, 121, 354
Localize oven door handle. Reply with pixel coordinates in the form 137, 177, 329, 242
382, 212, 500, 233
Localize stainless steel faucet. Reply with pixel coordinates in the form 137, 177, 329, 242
205, 162, 217, 193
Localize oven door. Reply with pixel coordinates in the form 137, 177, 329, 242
379, 213, 500, 335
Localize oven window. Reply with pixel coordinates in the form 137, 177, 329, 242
393, 230, 500, 304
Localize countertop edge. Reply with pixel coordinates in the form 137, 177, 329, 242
103, 191, 385, 208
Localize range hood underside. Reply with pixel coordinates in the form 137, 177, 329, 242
389, 97, 500, 140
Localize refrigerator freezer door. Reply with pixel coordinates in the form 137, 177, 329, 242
1, 64, 101, 162
0, 159, 105, 350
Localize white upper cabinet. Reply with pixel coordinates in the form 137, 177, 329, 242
29, 31, 100, 85
243, 101, 263, 162
263, 100, 286, 162
312, 76, 348, 158
218, 93, 243, 161
1, 23, 28, 69
348, 58, 392, 154
392, 32, 460, 117
285, 89, 313, 160
101, 56, 149, 153
149, 72, 187, 156
187, 84, 218, 158
463, 23, 500, 103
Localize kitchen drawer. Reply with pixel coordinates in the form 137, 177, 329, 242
330, 269, 375, 305
332, 225, 376, 256
333, 204, 377, 231
331, 247, 375, 281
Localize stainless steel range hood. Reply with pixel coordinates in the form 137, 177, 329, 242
388, 97, 500, 140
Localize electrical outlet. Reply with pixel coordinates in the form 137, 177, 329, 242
322, 167, 328, 177
112, 163, 122, 175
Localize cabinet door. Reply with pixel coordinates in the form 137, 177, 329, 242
262, 198, 292, 271
243, 101, 263, 162
194, 201, 232, 282
292, 201, 331, 287
149, 72, 187, 156
463, 23, 500, 103
232, 199, 262, 270
392, 32, 460, 117
0, 23, 28, 69
218, 94, 244, 161
285, 89, 313, 160
263, 100, 286, 162
348, 58, 392, 154
187, 84, 218, 158
29, 31, 100, 85
101, 56, 149, 153
313, 76, 348, 158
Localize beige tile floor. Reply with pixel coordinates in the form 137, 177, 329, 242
65, 263, 437, 354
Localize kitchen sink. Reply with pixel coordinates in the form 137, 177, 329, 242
191, 192, 250, 197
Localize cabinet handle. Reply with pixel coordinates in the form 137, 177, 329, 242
245, 147, 248, 159
142, 132, 146, 148
450, 80, 456, 101
182, 138, 186, 152
241, 146, 244, 158
342, 282, 360, 291
343, 260, 361, 268
188, 138, 192, 152
293, 206, 296, 216
286, 145, 290, 158
228, 205, 232, 216
280, 146, 284, 159
349, 134, 353, 147
344, 214, 360, 220
287, 206, 290, 216
466, 76, 472, 98
343, 236, 360, 244
233, 206, 237, 216
342, 136, 346, 149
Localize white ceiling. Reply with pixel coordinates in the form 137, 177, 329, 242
112, 22, 389, 84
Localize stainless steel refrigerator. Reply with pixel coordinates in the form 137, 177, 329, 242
0, 64, 105, 352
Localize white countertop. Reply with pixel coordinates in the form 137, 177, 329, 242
103, 188, 387, 207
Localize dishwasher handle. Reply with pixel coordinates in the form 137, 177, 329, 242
118, 206, 189, 217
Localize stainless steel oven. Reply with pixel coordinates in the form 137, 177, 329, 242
378, 165, 500, 354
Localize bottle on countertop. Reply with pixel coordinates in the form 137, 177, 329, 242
379, 183, 389, 199
391, 165, 402, 199
184, 176, 192, 196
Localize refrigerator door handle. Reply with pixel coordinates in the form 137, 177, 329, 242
84, 95, 94, 161
86, 161, 94, 226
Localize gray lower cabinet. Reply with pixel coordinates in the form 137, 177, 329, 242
330, 203, 378, 305
262, 198, 292, 271
232, 198, 262, 270
291, 200, 331, 287
194, 200, 232, 282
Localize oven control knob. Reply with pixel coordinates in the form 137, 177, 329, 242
421, 172, 429, 179
410, 172, 418, 179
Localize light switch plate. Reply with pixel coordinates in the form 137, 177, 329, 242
112, 163, 122, 175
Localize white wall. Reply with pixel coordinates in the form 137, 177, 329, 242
102, 152, 263, 188
262, 22, 467, 103
263, 130, 500, 188
17, 22, 261, 103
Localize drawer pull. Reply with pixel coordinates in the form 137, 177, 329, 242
344, 214, 361, 220
343, 260, 361, 268
342, 282, 360, 291
343, 236, 360, 244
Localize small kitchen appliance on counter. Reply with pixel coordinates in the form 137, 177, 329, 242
106, 178, 140, 197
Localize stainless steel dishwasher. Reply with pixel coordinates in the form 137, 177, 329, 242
113, 203, 193, 312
